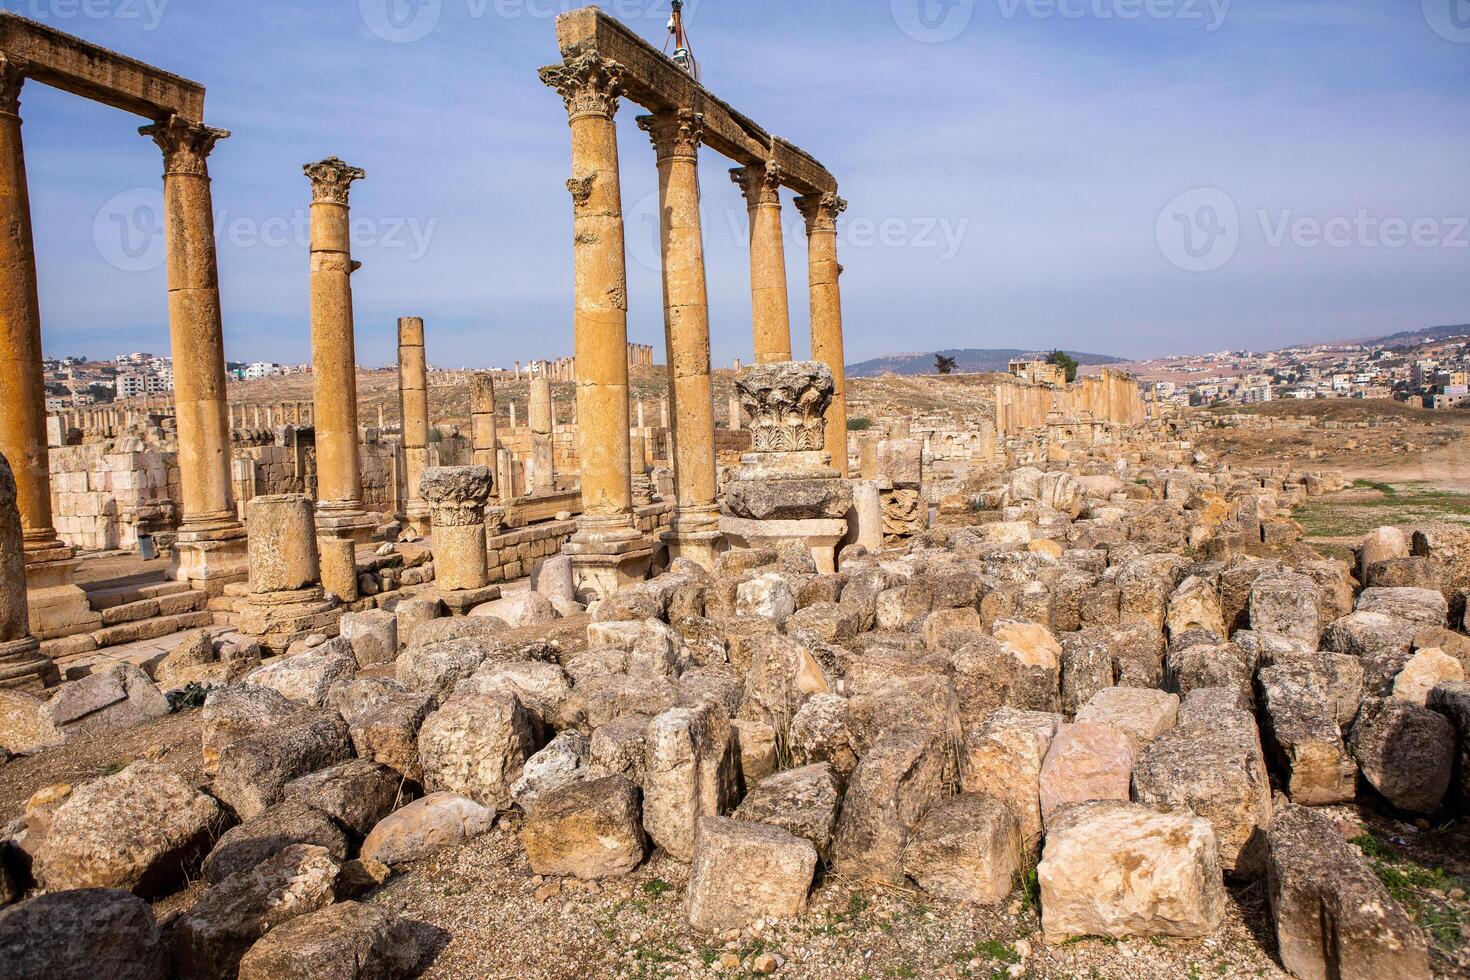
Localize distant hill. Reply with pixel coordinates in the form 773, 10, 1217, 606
845, 348, 1127, 379
1362, 323, 1470, 348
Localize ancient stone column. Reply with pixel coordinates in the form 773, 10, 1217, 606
729, 394, 743, 430
0, 452, 53, 690
529, 376, 555, 493
420, 466, 491, 592
720, 362, 852, 574
237, 493, 338, 653
796, 192, 850, 476
637, 109, 722, 568
0, 61, 58, 560
305, 157, 375, 541
540, 51, 651, 599
140, 115, 251, 590
732, 160, 792, 364
471, 372, 498, 475
398, 316, 431, 534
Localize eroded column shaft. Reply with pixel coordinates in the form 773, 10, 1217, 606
797, 192, 850, 476
733, 161, 792, 364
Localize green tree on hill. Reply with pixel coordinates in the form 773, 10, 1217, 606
935, 354, 958, 375
1046, 350, 1079, 383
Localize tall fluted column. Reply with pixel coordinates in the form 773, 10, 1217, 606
540, 51, 651, 599
143, 115, 250, 588
732, 160, 792, 364
796, 192, 850, 476
398, 316, 430, 534
470, 372, 498, 475
639, 109, 721, 568
0, 59, 56, 559
305, 157, 375, 542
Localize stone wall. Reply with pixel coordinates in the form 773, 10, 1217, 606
47, 445, 180, 551
486, 519, 576, 583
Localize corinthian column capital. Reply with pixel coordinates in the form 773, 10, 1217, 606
140, 115, 230, 177
636, 109, 704, 161
0, 54, 27, 116
539, 51, 624, 121
730, 159, 786, 209
795, 192, 848, 236
303, 156, 366, 205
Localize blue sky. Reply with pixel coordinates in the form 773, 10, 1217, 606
11, 0, 1469, 368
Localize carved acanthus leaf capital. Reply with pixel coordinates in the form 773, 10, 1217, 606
636, 109, 704, 160
795, 192, 848, 235
303, 157, 366, 205
539, 52, 624, 121
736, 360, 835, 453
140, 115, 231, 176
730, 159, 786, 208
0, 54, 27, 116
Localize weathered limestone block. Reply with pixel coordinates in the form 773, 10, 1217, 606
1059, 628, 1115, 715
1038, 800, 1226, 942
361, 791, 496, 867
202, 798, 348, 884
396, 637, 496, 700
685, 816, 818, 933
642, 701, 737, 861
1165, 575, 1225, 640
521, 775, 646, 879
1164, 641, 1253, 704
200, 685, 301, 773
1039, 721, 1135, 824
1393, 647, 1465, 705
1132, 718, 1273, 878
740, 634, 829, 736
418, 692, 534, 809
173, 844, 340, 980
1075, 687, 1179, 753
788, 693, 857, 780
951, 633, 1059, 720
247, 493, 322, 593
420, 466, 493, 591
584, 618, 678, 678
473, 590, 558, 628
901, 793, 1020, 905
732, 717, 779, 786
1428, 681, 1470, 806
961, 708, 1061, 851
0, 688, 64, 753
831, 733, 945, 884
732, 762, 840, 858
1257, 663, 1357, 805
1358, 525, 1410, 581
348, 690, 436, 782
511, 730, 589, 806
587, 713, 653, 785
1348, 696, 1454, 813
235, 901, 419, 980
1247, 571, 1321, 642
340, 610, 398, 668
35, 762, 224, 895
0, 889, 167, 980
44, 663, 169, 736
1356, 586, 1447, 628
213, 712, 353, 820
282, 759, 403, 837
461, 659, 575, 731
735, 572, 797, 625
847, 674, 961, 767
243, 640, 358, 706
1266, 804, 1430, 980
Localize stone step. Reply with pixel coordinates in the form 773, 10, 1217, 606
90, 610, 214, 649
84, 578, 194, 611
98, 589, 207, 626
57, 625, 233, 680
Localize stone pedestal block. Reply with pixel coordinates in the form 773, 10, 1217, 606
420, 467, 492, 593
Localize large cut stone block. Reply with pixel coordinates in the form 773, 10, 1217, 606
685, 816, 817, 933
901, 793, 1020, 905
642, 701, 736, 861
521, 775, 646, 879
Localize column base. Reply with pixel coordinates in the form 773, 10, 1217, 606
0, 636, 58, 692
235, 586, 340, 655
23, 549, 102, 641
660, 504, 726, 571
406, 502, 432, 538
720, 515, 849, 575
316, 505, 381, 544
171, 520, 249, 596
564, 513, 652, 602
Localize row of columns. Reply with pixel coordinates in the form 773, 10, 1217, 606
540, 50, 848, 591
0, 55, 247, 598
